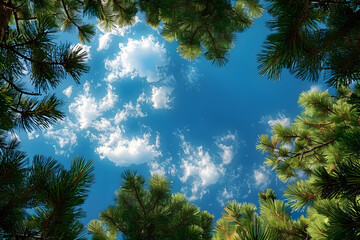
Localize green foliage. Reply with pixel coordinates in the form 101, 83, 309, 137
256, 86, 360, 239
213, 189, 308, 240
218, 87, 360, 239
0, 0, 91, 132
88, 171, 213, 240
257, 88, 357, 182
0, 143, 94, 239
258, 0, 360, 87
97, 0, 263, 65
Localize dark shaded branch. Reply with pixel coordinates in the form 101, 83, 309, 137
2, 76, 41, 96
61, 0, 81, 29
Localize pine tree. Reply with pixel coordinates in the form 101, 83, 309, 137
258, 0, 360, 87
0, 140, 95, 239
0, 0, 91, 132
213, 189, 309, 240
256, 86, 360, 239
88, 171, 213, 240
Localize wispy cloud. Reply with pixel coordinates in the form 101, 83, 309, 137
217, 187, 235, 206
44, 118, 78, 154
114, 93, 147, 124
260, 113, 290, 128
183, 65, 201, 89
253, 165, 271, 189
63, 85, 73, 98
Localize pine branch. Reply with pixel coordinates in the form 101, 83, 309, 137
291, 138, 335, 158
2, 76, 41, 96
128, 179, 147, 216
61, 0, 81, 29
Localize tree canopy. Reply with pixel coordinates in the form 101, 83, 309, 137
258, 0, 360, 87
0, 140, 94, 239
253, 86, 360, 239
2, 0, 360, 239
88, 171, 213, 240
213, 189, 309, 240
0, 0, 263, 134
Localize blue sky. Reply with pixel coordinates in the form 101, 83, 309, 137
17, 12, 326, 233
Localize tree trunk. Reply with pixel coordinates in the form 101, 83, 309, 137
0, 0, 12, 42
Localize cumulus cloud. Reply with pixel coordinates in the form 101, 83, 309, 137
178, 133, 237, 201
261, 113, 290, 128
95, 126, 161, 166
63, 86, 73, 98
253, 165, 271, 188
104, 35, 170, 83
69, 82, 117, 129
98, 33, 113, 51
151, 86, 174, 109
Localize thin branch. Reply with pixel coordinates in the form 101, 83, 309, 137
0, 43, 65, 66
303, 121, 334, 127
61, 0, 81, 29
13, 11, 20, 33
129, 181, 147, 216
291, 138, 335, 158
2, 75, 41, 96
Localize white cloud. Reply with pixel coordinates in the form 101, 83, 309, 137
217, 132, 237, 165
92, 118, 113, 132
217, 188, 235, 206
44, 119, 78, 154
309, 85, 322, 92
97, 17, 140, 51
253, 165, 271, 188
178, 133, 237, 201
218, 144, 234, 165
184, 65, 201, 89
69, 82, 117, 129
98, 84, 118, 112
114, 93, 147, 124
151, 86, 174, 109
261, 113, 290, 128
148, 157, 176, 176
179, 145, 223, 201
149, 161, 166, 176
63, 86, 73, 98
104, 35, 169, 83
26, 130, 39, 140
95, 127, 161, 166
98, 33, 112, 51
